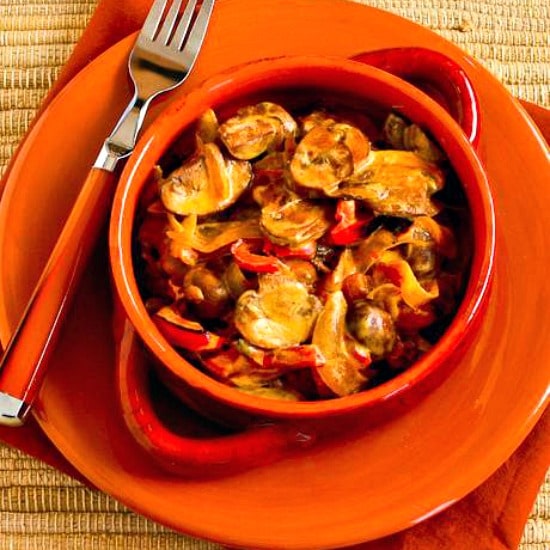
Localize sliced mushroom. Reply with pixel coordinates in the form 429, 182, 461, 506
223, 261, 256, 300
403, 245, 438, 278
335, 150, 444, 217
403, 124, 445, 164
159, 141, 252, 216
253, 180, 330, 246
383, 113, 407, 150
292, 126, 353, 192
302, 110, 378, 144
182, 265, 232, 319
312, 290, 369, 397
384, 114, 444, 164
261, 197, 332, 247
333, 123, 371, 171
283, 259, 319, 290
252, 178, 291, 208
348, 301, 396, 357
218, 102, 297, 160
290, 123, 371, 194
196, 108, 219, 144
300, 110, 337, 133
235, 273, 322, 349
243, 102, 297, 135
395, 217, 457, 277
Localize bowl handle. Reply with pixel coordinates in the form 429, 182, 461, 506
351, 47, 481, 148
115, 314, 315, 477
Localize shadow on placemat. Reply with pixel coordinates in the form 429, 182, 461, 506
0, 442, 547, 548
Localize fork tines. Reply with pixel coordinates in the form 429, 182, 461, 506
142, 0, 214, 52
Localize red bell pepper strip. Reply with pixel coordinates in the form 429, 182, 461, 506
152, 316, 224, 352
328, 199, 373, 245
231, 239, 282, 273
262, 238, 317, 259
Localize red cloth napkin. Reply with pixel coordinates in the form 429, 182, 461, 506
1, 1, 549, 547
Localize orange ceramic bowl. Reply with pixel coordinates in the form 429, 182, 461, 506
110, 54, 495, 470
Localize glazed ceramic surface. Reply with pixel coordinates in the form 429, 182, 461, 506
112, 54, 493, 415
110, 52, 494, 476
0, 1, 549, 548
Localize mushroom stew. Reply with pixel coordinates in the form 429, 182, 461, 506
134, 100, 471, 401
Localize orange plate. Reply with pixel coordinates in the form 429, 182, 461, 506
0, 1, 549, 548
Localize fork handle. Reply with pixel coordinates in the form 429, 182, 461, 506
0, 167, 117, 426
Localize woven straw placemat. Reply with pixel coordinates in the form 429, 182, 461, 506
0, 0, 549, 548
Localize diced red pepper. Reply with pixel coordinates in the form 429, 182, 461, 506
262, 238, 317, 259
152, 316, 224, 352
231, 239, 282, 273
327, 199, 373, 245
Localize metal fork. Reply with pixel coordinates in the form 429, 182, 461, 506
0, 0, 215, 426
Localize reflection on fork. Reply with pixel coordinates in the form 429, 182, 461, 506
97, 0, 216, 170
